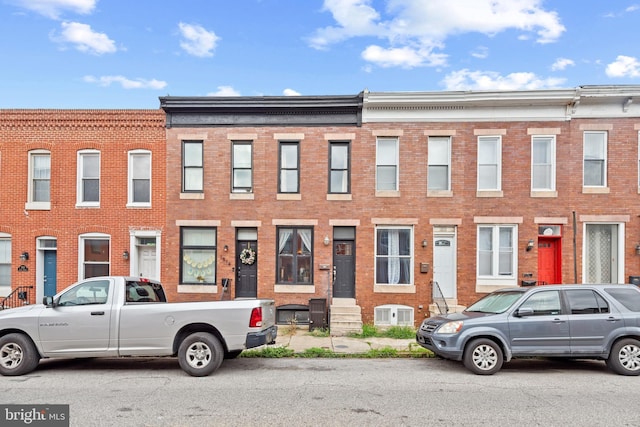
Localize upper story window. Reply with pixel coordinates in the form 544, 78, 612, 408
0, 234, 11, 289
583, 131, 607, 187
232, 142, 253, 193
375, 226, 412, 285
80, 234, 110, 279
279, 142, 299, 193
428, 136, 451, 191
329, 142, 350, 194
77, 150, 100, 206
26, 150, 51, 210
532, 136, 556, 191
182, 141, 203, 193
376, 138, 398, 191
477, 225, 517, 284
180, 227, 216, 284
277, 227, 312, 285
128, 150, 151, 206
477, 136, 501, 191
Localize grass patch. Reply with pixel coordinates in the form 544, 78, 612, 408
296, 347, 336, 358
347, 324, 417, 339
240, 346, 295, 358
306, 328, 330, 338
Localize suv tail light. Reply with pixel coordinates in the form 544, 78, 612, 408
249, 307, 263, 327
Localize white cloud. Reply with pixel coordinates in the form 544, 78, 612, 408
310, 0, 565, 68
362, 45, 446, 68
84, 75, 167, 90
283, 88, 301, 96
551, 57, 575, 71
178, 22, 220, 57
442, 69, 566, 91
9, 0, 96, 19
606, 55, 640, 78
471, 46, 489, 59
207, 86, 241, 96
51, 21, 117, 55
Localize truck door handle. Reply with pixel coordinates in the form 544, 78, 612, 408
91, 311, 105, 316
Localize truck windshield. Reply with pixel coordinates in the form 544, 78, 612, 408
465, 291, 524, 314
126, 280, 167, 303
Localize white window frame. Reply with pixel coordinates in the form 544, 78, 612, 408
531, 135, 556, 191
428, 136, 451, 191
477, 136, 501, 191
374, 304, 414, 326
76, 150, 100, 207
182, 140, 204, 193
637, 132, 640, 191
0, 233, 11, 295
583, 131, 607, 188
376, 138, 399, 191
278, 141, 300, 194
128, 150, 152, 207
374, 225, 413, 286
476, 224, 518, 287
26, 150, 51, 210
232, 141, 253, 193
582, 222, 625, 285
79, 233, 110, 280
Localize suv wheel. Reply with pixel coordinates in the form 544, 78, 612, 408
463, 338, 503, 375
607, 338, 640, 376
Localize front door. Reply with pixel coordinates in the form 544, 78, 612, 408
433, 236, 456, 299
137, 243, 157, 280
585, 224, 619, 284
333, 240, 355, 298
236, 241, 257, 298
538, 237, 561, 284
43, 251, 57, 297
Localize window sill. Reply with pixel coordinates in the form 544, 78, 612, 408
76, 203, 100, 208
530, 190, 558, 198
230, 193, 254, 200
476, 190, 503, 198
375, 190, 400, 198
327, 193, 352, 201
275, 284, 315, 293
178, 284, 218, 293
427, 190, 453, 198
277, 193, 301, 201
374, 284, 416, 294
180, 193, 204, 200
25, 202, 50, 211
126, 203, 151, 208
582, 187, 610, 194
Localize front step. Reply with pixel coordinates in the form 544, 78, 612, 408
329, 298, 363, 336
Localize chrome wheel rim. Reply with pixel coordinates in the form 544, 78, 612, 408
185, 342, 212, 369
618, 343, 640, 372
472, 344, 498, 371
0, 343, 24, 370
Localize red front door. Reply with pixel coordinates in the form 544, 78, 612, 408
538, 237, 561, 284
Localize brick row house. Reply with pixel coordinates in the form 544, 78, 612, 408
2, 85, 640, 334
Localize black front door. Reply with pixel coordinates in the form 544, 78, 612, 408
236, 241, 257, 298
333, 240, 355, 298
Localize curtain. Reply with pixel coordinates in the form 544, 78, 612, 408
388, 229, 400, 284
298, 229, 312, 253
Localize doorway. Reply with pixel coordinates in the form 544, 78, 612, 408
433, 233, 456, 299
236, 228, 258, 298
37, 237, 57, 302
333, 227, 355, 299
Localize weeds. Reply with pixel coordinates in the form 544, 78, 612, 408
307, 328, 330, 338
347, 324, 416, 339
240, 346, 294, 358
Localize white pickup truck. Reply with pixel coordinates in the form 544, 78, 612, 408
0, 276, 277, 377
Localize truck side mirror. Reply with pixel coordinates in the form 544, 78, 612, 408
43, 296, 56, 307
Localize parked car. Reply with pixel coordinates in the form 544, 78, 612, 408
0, 276, 277, 377
416, 284, 640, 375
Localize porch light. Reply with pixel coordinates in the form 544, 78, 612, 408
123, 250, 129, 260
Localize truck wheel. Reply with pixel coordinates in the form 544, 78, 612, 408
0, 333, 40, 376
178, 332, 224, 377
606, 338, 640, 376
463, 338, 503, 375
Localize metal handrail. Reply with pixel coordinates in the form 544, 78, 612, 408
431, 280, 449, 315
0, 285, 34, 310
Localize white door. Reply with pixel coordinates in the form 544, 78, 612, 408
433, 236, 456, 299
138, 246, 157, 280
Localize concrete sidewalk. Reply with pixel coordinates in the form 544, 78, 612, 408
271, 330, 417, 354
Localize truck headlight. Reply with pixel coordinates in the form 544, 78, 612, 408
437, 321, 463, 334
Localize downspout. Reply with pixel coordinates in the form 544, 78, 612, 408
573, 211, 578, 283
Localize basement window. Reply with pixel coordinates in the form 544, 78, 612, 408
374, 304, 414, 326
276, 304, 309, 325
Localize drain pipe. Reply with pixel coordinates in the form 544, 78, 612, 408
573, 211, 578, 283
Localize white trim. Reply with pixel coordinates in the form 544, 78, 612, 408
76, 149, 100, 208
127, 149, 152, 208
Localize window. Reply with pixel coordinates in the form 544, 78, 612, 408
180, 227, 216, 284
125, 280, 166, 303
80, 235, 110, 279
329, 142, 350, 193
0, 235, 10, 290
77, 150, 100, 205
583, 131, 607, 187
374, 304, 414, 326
478, 225, 517, 282
375, 226, 412, 285
182, 141, 203, 192
376, 138, 398, 191
58, 279, 110, 306
565, 289, 609, 314
584, 223, 620, 284
428, 136, 450, 191
532, 136, 556, 191
129, 150, 151, 205
277, 227, 312, 285
27, 150, 51, 209
477, 136, 501, 191
518, 290, 561, 316
232, 142, 252, 193
279, 142, 299, 193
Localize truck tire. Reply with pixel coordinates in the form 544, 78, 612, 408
178, 332, 224, 377
463, 338, 503, 375
606, 338, 640, 376
0, 333, 40, 376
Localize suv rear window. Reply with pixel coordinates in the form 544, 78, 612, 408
604, 288, 640, 312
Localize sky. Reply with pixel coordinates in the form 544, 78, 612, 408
2, 0, 640, 109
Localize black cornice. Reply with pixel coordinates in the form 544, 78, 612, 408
159, 93, 363, 128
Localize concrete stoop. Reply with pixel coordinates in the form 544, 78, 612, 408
329, 298, 363, 336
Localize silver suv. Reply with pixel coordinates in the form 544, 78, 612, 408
416, 284, 640, 375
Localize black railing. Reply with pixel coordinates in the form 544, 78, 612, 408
0, 285, 34, 310
431, 280, 449, 315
